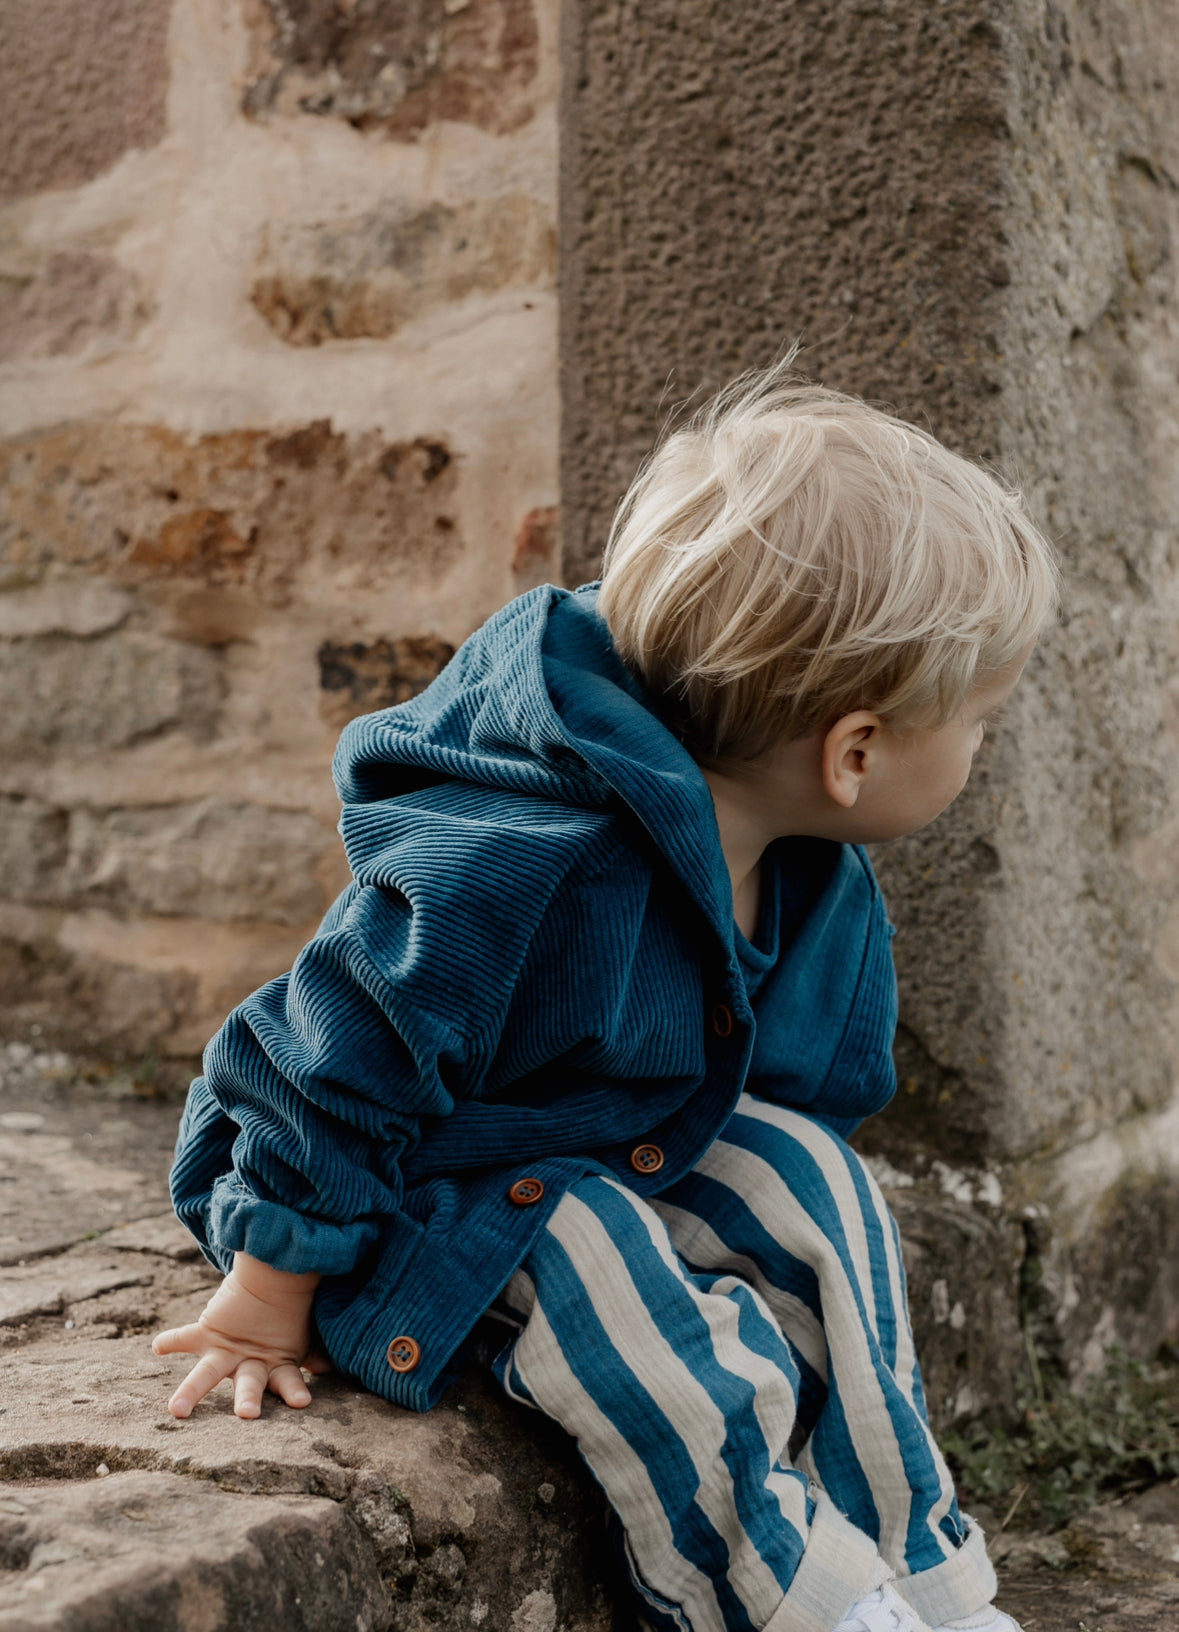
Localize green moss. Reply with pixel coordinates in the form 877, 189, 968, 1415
943, 1347, 1179, 1531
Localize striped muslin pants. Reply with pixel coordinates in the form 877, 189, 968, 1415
494, 1097, 997, 1632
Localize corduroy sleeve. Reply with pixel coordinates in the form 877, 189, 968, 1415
171, 881, 481, 1276
169, 801, 632, 1278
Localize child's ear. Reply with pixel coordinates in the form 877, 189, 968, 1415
821, 712, 881, 809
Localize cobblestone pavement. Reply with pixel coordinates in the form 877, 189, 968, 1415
1, 1044, 1175, 1632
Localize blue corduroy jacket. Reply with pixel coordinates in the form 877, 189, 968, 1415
171, 584, 899, 1409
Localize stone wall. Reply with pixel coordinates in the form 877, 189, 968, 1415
0, 0, 559, 1064
4, 0, 1178, 1425
560, 0, 1179, 1418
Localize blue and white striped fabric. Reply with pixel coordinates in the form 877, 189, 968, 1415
494, 1098, 997, 1632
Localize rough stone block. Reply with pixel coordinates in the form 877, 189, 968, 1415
252, 195, 557, 344
878, 1169, 1026, 1428
867, 759, 1173, 1166
559, 0, 1014, 584
0, 0, 172, 199
0, 1472, 391, 1632
0, 799, 69, 906
317, 636, 455, 729
1023, 1105, 1179, 1385
1, 1336, 620, 1632
57, 801, 334, 925
856, 0, 1179, 1167
861, 1101, 1179, 1426
0, 634, 222, 758
0, 903, 326, 1065
0, 580, 134, 640
242, 0, 540, 139
0, 931, 197, 1065
0, 252, 150, 363
0, 422, 463, 608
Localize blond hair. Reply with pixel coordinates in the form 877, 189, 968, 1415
597, 366, 1059, 762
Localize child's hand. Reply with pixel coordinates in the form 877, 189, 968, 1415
152, 1252, 326, 1420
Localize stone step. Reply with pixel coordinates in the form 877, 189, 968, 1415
3, 1071, 1178, 1631
0, 1471, 388, 1632
0, 1080, 621, 1631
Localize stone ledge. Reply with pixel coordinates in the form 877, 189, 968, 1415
0, 1062, 621, 1632
2, 1058, 1177, 1632
0, 1472, 388, 1632
0, 1341, 620, 1632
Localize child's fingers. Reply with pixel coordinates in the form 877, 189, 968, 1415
152, 1324, 204, 1358
232, 1358, 271, 1420
268, 1362, 313, 1409
166, 1351, 237, 1419
301, 1348, 334, 1375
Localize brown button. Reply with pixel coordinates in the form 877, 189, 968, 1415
509, 1177, 545, 1206
386, 1335, 421, 1373
711, 1003, 734, 1038
630, 1143, 665, 1175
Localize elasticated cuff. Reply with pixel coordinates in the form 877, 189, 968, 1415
762, 1492, 897, 1632
891, 1515, 997, 1629
207, 1174, 379, 1276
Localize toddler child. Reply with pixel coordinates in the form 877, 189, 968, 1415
155, 367, 1059, 1632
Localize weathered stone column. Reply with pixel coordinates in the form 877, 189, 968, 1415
560, 0, 1179, 1421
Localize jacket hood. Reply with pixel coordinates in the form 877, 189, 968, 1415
333, 584, 735, 939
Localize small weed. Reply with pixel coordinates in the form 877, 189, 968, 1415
943, 1346, 1179, 1531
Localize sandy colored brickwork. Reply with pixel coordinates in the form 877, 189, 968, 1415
0, 0, 559, 1060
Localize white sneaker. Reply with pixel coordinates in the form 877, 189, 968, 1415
834, 1583, 927, 1632
931, 1611, 1023, 1632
